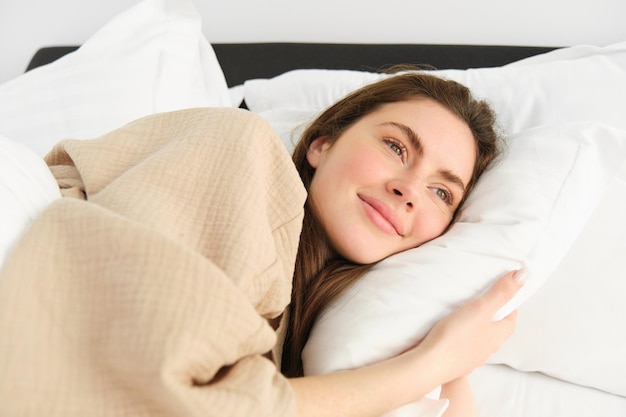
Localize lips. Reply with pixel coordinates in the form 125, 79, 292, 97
358, 194, 404, 237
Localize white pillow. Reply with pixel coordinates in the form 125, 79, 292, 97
505, 41, 626, 67
0, 134, 61, 270
244, 41, 626, 151
489, 160, 626, 397
0, 0, 231, 157
301, 123, 626, 415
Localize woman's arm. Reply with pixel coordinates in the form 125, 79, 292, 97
289, 344, 442, 417
288, 270, 522, 417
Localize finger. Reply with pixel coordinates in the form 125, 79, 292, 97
501, 308, 518, 322
496, 308, 518, 329
493, 308, 518, 342
482, 269, 525, 312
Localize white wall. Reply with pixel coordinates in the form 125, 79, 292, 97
0, 0, 625, 84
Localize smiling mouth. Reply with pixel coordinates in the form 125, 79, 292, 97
358, 194, 404, 237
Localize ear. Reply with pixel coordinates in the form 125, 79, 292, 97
306, 136, 329, 168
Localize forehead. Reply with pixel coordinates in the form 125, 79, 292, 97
366, 98, 464, 128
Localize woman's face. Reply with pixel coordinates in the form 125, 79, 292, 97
306, 98, 476, 264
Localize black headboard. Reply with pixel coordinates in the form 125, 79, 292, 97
27, 43, 558, 87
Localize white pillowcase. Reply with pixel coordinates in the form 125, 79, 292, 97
489, 160, 626, 397
242, 42, 626, 413
244, 41, 626, 151
0, 134, 61, 270
0, 0, 232, 157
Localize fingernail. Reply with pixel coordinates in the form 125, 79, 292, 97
514, 267, 529, 285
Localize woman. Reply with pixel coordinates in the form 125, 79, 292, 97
282, 72, 515, 416
0, 73, 519, 417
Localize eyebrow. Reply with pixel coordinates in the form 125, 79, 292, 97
381, 121, 467, 193
383, 121, 423, 157
440, 169, 467, 194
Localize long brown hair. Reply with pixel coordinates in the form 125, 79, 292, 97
281, 72, 502, 377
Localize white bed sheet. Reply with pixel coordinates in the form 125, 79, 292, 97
471, 365, 626, 417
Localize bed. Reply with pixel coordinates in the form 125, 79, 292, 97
1, 0, 625, 416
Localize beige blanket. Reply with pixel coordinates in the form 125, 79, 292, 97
0, 108, 306, 416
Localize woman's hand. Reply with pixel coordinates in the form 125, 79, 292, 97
410, 270, 524, 384
288, 270, 524, 417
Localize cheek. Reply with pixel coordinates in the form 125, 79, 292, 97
315, 148, 379, 190
342, 150, 388, 185
407, 209, 453, 247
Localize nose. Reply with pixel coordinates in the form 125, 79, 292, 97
386, 172, 422, 210
393, 188, 413, 208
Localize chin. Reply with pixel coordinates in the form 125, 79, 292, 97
339, 246, 390, 265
